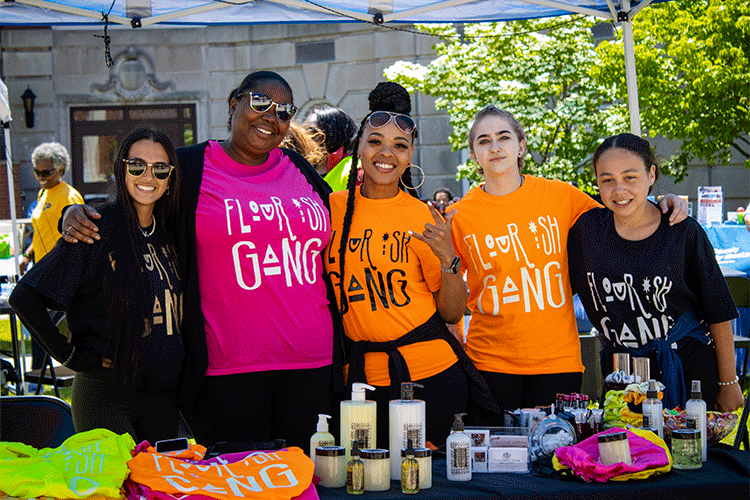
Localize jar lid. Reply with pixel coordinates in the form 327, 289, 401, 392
316, 445, 345, 456
402, 447, 432, 458
672, 429, 700, 440
361, 448, 389, 459
597, 430, 628, 443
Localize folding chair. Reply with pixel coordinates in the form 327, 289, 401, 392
0, 395, 75, 448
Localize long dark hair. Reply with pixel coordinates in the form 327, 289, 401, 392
104, 127, 182, 388
337, 81, 418, 315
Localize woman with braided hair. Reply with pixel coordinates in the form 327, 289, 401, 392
325, 82, 500, 447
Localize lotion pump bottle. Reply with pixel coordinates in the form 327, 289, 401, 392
341, 382, 377, 460
310, 413, 335, 465
389, 382, 426, 480
685, 380, 707, 462
445, 413, 472, 481
642, 380, 663, 439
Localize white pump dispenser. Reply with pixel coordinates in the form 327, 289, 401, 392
310, 413, 335, 466
389, 382, 426, 480
445, 413, 471, 481
341, 382, 377, 460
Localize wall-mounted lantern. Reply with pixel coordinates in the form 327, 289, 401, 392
21, 86, 36, 128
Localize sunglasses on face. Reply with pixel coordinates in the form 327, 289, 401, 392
123, 158, 174, 180
236, 92, 298, 122
33, 169, 57, 178
366, 111, 417, 135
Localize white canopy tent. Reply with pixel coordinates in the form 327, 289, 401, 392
0, 77, 22, 280
1, 0, 663, 134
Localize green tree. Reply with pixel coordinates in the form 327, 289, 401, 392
593, 0, 750, 177
385, 17, 628, 190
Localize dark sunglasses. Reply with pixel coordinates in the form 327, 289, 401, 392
33, 169, 57, 178
236, 92, 298, 122
367, 111, 416, 135
123, 158, 174, 180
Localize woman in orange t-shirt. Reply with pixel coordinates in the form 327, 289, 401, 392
451, 106, 688, 421
325, 82, 499, 447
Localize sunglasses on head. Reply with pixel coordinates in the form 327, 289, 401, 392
236, 92, 298, 122
367, 111, 417, 135
123, 158, 174, 180
33, 168, 56, 178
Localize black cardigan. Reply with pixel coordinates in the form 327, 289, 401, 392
176, 142, 346, 411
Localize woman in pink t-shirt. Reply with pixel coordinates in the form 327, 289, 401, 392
62, 72, 345, 449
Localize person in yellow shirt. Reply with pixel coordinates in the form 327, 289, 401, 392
21, 142, 84, 273
325, 82, 499, 447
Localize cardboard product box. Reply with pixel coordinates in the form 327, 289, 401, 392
471, 446, 489, 473
488, 447, 529, 473
489, 434, 529, 448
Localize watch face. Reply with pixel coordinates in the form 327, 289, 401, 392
451, 257, 461, 273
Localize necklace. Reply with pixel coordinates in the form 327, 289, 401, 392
140, 215, 156, 237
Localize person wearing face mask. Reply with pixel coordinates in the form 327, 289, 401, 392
10, 128, 184, 443
451, 106, 690, 422
325, 82, 500, 447
59, 71, 345, 448
568, 133, 743, 412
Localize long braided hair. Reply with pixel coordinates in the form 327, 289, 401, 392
337, 81, 419, 315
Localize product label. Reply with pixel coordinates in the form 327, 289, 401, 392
643, 414, 652, 429
450, 442, 470, 474
351, 424, 371, 450
403, 424, 422, 447
347, 466, 363, 491
402, 463, 419, 491
686, 418, 697, 430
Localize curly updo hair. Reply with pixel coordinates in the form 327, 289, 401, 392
337, 82, 418, 315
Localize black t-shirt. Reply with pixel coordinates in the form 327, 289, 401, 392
568, 208, 737, 350
13, 205, 184, 392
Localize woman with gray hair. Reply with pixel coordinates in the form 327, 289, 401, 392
20, 142, 83, 274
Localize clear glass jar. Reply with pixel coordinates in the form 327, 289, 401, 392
315, 446, 346, 487
672, 429, 702, 470
361, 449, 390, 491
597, 430, 632, 466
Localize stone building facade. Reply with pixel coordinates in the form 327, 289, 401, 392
1, 23, 747, 217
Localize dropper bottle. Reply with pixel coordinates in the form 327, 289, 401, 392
401, 438, 419, 494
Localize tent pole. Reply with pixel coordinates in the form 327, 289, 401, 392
621, 0, 641, 136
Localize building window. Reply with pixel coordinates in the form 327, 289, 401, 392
69, 103, 196, 198
295, 41, 335, 64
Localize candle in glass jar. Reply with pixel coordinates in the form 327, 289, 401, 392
672, 429, 702, 470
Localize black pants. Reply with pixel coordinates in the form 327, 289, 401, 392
72, 367, 179, 444
187, 365, 333, 449
468, 371, 582, 426
601, 337, 719, 409
365, 361, 468, 448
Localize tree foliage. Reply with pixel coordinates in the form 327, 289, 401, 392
593, 0, 749, 175
385, 17, 627, 190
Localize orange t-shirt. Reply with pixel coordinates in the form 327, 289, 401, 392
451, 176, 600, 375
325, 188, 458, 386
127, 445, 314, 500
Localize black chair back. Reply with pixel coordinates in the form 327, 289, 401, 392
0, 395, 75, 448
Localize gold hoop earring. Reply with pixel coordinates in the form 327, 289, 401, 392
400, 164, 425, 190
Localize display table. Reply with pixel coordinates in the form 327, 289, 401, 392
317, 445, 749, 500
703, 223, 750, 274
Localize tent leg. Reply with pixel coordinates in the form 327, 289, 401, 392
621, 1, 641, 136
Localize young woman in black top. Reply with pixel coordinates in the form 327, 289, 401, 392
10, 128, 184, 443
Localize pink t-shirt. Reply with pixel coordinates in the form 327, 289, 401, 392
196, 141, 333, 375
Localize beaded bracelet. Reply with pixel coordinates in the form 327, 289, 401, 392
717, 376, 739, 387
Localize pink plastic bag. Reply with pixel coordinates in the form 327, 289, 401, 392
554, 428, 670, 482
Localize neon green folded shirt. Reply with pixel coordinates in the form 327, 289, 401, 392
0, 428, 135, 498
